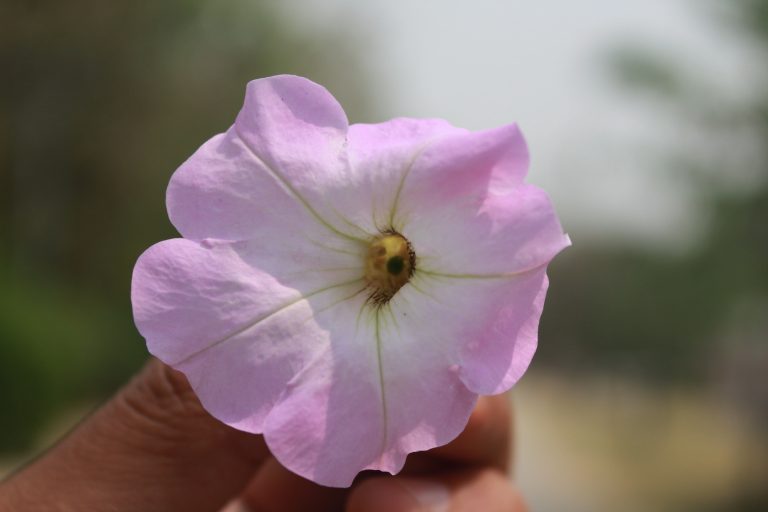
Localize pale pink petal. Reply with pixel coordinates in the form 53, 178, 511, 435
178, 278, 366, 433
131, 237, 365, 432
263, 265, 547, 486
339, 118, 467, 232
234, 75, 348, 184
233, 75, 378, 241
389, 126, 569, 275
167, 129, 317, 242
262, 291, 383, 487
168, 75, 366, 243
406, 185, 570, 276
262, 285, 479, 487
453, 271, 548, 395
395, 267, 548, 395
391, 124, 529, 226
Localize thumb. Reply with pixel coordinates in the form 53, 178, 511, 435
0, 358, 269, 512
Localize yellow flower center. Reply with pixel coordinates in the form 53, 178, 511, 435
364, 232, 415, 305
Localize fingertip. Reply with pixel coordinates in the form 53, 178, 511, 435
396, 479, 452, 511
450, 468, 527, 512
347, 469, 527, 512
429, 394, 512, 470
241, 457, 347, 512
347, 477, 436, 512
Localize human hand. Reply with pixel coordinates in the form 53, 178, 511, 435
0, 359, 526, 511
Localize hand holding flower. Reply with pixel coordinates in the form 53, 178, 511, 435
0, 359, 527, 512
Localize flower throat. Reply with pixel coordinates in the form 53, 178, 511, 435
364, 231, 415, 306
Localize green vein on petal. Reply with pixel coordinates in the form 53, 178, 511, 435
384, 303, 402, 339
171, 278, 364, 366
303, 284, 368, 324
416, 265, 544, 281
279, 267, 365, 281
374, 308, 389, 455
406, 276, 443, 304
388, 141, 433, 229
329, 203, 376, 240
233, 125, 368, 245
307, 238, 364, 258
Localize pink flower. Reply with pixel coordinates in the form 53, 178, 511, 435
131, 75, 570, 487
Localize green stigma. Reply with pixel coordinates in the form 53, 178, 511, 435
386, 256, 404, 276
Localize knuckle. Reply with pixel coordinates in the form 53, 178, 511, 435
121, 360, 206, 424
106, 360, 211, 456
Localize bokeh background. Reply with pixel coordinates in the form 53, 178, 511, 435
1, 0, 767, 509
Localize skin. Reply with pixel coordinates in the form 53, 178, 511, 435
0, 359, 527, 512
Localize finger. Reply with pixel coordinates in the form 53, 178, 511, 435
0, 359, 270, 512
238, 456, 348, 512
422, 394, 512, 471
346, 468, 527, 512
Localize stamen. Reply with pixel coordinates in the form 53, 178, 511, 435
364, 231, 415, 305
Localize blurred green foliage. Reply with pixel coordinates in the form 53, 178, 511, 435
0, 0, 373, 452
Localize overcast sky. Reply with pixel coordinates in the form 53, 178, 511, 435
281, 0, 756, 253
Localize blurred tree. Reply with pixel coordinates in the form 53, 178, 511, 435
539, 0, 768, 390
0, 0, 373, 452
539, 5, 768, 505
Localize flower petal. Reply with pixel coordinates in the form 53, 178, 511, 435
341, 118, 467, 232
167, 130, 317, 242
234, 75, 379, 241
458, 273, 549, 394
168, 75, 366, 243
263, 266, 546, 486
392, 124, 529, 223
403, 268, 550, 395
263, 282, 480, 487
234, 75, 349, 184
262, 291, 382, 487
131, 237, 365, 432
391, 126, 569, 275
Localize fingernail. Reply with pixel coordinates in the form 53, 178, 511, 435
398, 478, 451, 512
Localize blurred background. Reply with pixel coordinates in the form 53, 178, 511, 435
1, 0, 766, 509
